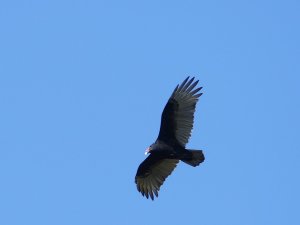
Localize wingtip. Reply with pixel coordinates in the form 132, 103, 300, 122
150, 192, 154, 200
178, 77, 190, 91
194, 93, 203, 98
171, 84, 179, 97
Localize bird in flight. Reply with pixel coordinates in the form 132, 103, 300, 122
135, 76, 205, 200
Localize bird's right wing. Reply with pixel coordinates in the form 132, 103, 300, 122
158, 77, 203, 147
135, 154, 179, 200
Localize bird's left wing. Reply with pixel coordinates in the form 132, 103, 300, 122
157, 77, 202, 147
135, 154, 179, 200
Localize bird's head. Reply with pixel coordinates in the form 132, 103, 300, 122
145, 146, 152, 155
145, 144, 155, 155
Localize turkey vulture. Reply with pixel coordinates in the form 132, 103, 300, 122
135, 77, 205, 200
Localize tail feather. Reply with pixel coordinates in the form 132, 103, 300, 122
182, 150, 205, 167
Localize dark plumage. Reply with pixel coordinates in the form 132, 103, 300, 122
135, 77, 205, 200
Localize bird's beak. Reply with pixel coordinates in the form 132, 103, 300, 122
145, 147, 150, 155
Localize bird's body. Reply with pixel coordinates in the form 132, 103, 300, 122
135, 77, 205, 200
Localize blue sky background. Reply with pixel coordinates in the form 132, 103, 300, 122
0, 1, 299, 225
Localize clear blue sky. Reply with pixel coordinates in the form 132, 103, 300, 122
0, 1, 299, 225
